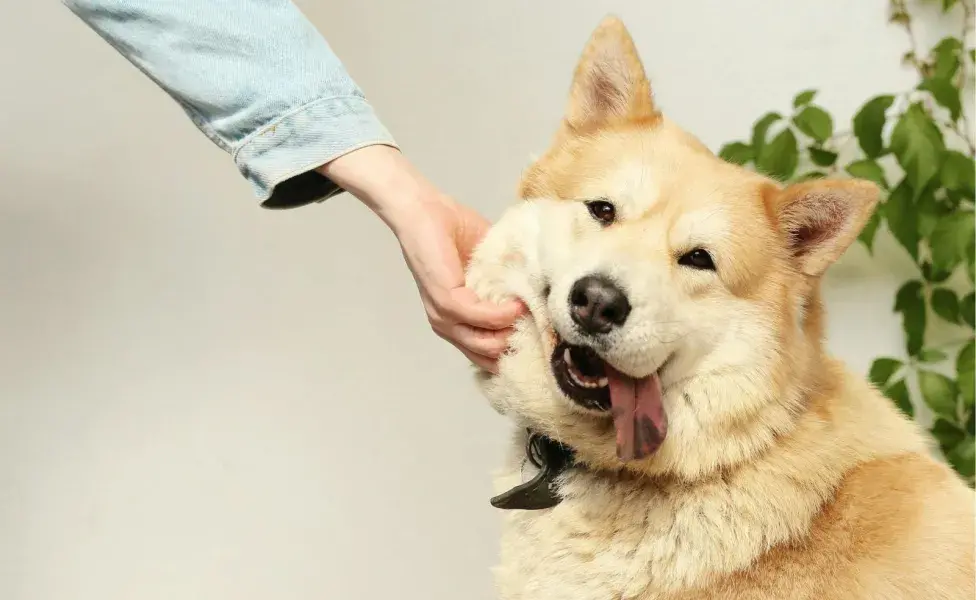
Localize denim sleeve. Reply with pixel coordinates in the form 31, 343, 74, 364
63, 0, 398, 209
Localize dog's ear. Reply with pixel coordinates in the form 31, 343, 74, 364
768, 179, 880, 277
563, 16, 660, 133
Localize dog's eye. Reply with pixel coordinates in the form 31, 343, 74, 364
586, 199, 616, 225
678, 248, 716, 271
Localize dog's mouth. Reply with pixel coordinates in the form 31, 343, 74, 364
551, 341, 612, 412
550, 338, 668, 461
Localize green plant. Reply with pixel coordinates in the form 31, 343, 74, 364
718, 0, 976, 484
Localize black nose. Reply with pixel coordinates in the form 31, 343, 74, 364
569, 275, 631, 335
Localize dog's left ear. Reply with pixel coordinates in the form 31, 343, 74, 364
769, 179, 880, 277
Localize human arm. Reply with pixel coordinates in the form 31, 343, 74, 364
63, 0, 523, 367
63, 0, 394, 209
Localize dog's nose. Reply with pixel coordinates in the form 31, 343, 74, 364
569, 275, 631, 334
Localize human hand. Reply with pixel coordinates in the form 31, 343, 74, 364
318, 145, 525, 371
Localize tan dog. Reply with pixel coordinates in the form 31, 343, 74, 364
465, 16, 975, 600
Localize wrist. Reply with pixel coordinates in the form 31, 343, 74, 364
317, 145, 433, 231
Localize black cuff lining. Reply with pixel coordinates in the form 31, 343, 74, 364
260, 170, 346, 210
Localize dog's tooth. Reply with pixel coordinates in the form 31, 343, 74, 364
598, 377, 608, 387
564, 347, 573, 367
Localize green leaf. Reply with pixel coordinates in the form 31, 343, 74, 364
932, 417, 966, 455
932, 37, 963, 80
793, 89, 817, 108
922, 260, 953, 283
869, 357, 903, 388
793, 171, 827, 182
958, 340, 974, 408
884, 379, 914, 417
756, 128, 799, 181
971, 49, 976, 63
859, 209, 882, 253
919, 348, 949, 363
946, 437, 975, 478
919, 369, 958, 417
792, 105, 833, 142
845, 159, 888, 189
884, 181, 919, 260
809, 147, 838, 167
963, 293, 975, 328
915, 191, 945, 240
853, 95, 894, 158
751, 112, 782, 156
940, 150, 975, 199
895, 280, 927, 357
919, 77, 962, 122
932, 288, 961, 324
889, 103, 946, 196
719, 142, 754, 166
930, 210, 975, 274
943, 0, 960, 11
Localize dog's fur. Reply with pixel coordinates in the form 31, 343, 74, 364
464, 16, 975, 600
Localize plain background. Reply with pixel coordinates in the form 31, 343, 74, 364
0, 1, 965, 599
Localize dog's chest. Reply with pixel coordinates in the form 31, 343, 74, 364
492, 471, 741, 600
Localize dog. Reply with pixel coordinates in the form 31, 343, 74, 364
464, 16, 975, 600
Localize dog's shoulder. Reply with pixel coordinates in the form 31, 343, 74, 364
689, 452, 975, 600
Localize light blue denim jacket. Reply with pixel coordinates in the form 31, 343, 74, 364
64, 0, 398, 209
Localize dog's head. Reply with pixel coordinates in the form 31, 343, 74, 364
466, 17, 878, 479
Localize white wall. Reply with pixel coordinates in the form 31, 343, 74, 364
0, 1, 957, 598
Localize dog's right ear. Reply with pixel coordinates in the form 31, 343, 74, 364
562, 16, 660, 133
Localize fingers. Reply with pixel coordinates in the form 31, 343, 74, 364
455, 344, 498, 374
452, 324, 514, 359
441, 287, 527, 331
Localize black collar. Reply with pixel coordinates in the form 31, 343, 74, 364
489, 430, 577, 511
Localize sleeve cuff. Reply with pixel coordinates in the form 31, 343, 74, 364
233, 95, 398, 209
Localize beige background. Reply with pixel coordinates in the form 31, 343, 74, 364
0, 1, 960, 599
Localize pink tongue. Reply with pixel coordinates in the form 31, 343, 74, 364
607, 367, 667, 461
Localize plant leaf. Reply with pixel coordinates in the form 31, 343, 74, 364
809, 147, 838, 167
930, 210, 975, 274
869, 357, 903, 388
845, 159, 888, 189
919, 370, 958, 417
884, 378, 914, 417
919, 77, 962, 122
719, 142, 753, 166
946, 437, 975, 478
941, 150, 975, 199
853, 95, 894, 158
932, 288, 961, 324
756, 128, 799, 181
792, 105, 833, 142
915, 188, 945, 240
932, 37, 963, 80
963, 293, 975, 328
932, 417, 966, 455
894, 280, 926, 357
943, 0, 960, 12
858, 208, 882, 253
884, 181, 919, 260
793, 171, 827, 182
793, 89, 817, 108
922, 260, 953, 283
958, 340, 974, 409
751, 112, 782, 156
889, 103, 946, 196
919, 348, 949, 363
